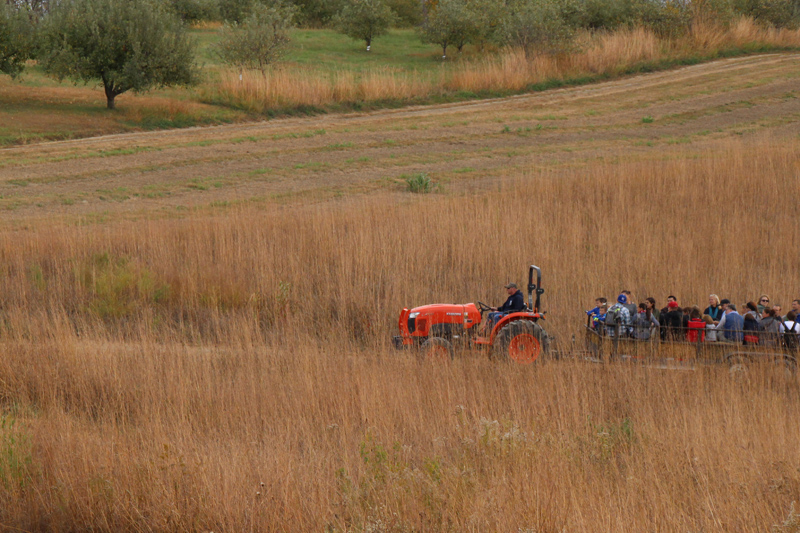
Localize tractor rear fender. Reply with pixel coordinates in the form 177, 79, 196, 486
490, 313, 543, 344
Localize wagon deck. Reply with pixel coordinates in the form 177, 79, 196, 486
583, 320, 798, 374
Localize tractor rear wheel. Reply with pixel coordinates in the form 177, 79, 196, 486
493, 320, 544, 364
420, 337, 454, 362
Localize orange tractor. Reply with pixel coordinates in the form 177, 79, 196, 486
393, 265, 551, 364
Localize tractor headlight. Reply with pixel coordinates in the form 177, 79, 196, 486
409, 312, 420, 319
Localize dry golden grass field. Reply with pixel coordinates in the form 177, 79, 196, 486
0, 52, 799, 531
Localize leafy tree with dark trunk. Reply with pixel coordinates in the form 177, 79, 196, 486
335, 0, 396, 51
419, 0, 476, 59
0, 2, 35, 78
39, 0, 198, 109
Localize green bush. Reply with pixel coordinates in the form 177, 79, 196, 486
405, 172, 434, 193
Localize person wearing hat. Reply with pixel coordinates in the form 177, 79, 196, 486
485, 283, 526, 332
663, 299, 684, 341
605, 294, 632, 337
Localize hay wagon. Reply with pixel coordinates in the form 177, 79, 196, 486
583, 316, 798, 376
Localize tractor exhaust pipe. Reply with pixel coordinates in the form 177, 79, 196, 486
528, 265, 543, 312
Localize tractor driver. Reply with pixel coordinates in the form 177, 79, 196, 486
485, 283, 526, 331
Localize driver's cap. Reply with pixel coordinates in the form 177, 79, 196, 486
504, 283, 517, 289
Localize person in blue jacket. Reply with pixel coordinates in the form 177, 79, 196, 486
721, 303, 744, 343
485, 283, 526, 331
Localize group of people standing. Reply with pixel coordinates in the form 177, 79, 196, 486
587, 292, 800, 345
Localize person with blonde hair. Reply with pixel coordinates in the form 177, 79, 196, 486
703, 294, 723, 323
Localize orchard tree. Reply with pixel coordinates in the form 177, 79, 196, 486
497, 0, 574, 58
218, 0, 256, 23
166, 0, 219, 23
466, 0, 504, 48
335, 0, 396, 51
39, 0, 198, 109
419, 0, 476, 58
293, 0, 344, 26
214, 2, 297, 71
0, 2, 35, 78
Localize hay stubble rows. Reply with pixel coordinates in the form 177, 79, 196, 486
2, 53, 799, 222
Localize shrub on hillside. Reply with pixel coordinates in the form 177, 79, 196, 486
215, 2, 297, 71
334, 0, 396, 51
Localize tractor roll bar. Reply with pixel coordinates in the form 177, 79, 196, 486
528, 265, 544, 312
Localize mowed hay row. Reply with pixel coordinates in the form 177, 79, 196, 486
0, 137, 798, 344
1, 338, 799, 530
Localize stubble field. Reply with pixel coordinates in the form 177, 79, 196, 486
0, 53, 799, 531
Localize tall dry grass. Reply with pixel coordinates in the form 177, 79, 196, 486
208, 19, 800, 113
0, 136, 797, 344
0, 136, 799, 530
1, 339, 800, 530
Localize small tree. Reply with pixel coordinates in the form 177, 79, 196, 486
0, 2, 35, 78
496, 0, 574, 58
39, 0, 198, 109
335, 0, 396, 51
214, 2, 297, 72
419, 0, 477, 58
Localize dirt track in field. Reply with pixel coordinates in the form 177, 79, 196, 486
1, 53, 799, 223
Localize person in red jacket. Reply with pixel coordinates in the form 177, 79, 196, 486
686, 308, 706, 343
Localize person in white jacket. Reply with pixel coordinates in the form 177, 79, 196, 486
780, 310, 800, 337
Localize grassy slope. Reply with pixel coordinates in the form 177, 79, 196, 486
0, 29, 446, 146
2, 25, 798, 146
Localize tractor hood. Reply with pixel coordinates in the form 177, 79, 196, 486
409, 303, 475, 315
399, 303, 482, 338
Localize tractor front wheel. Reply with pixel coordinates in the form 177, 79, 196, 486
420, 337, 454, 362
493, 321, 544, 364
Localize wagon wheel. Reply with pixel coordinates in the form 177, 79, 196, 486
726, 353, 752, 381
727, 351, 797, 383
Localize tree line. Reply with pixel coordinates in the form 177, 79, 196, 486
2, 0, 799, 109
